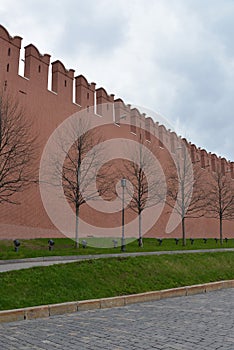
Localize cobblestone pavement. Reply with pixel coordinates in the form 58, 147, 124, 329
1, 289, 234, 349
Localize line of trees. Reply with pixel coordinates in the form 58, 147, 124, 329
54, 120, 234, 247
166, 141, 234, 245
3, 91, 234, 247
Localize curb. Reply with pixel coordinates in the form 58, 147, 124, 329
0, 280, 233, 323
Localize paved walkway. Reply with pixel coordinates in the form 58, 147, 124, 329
0, 289, 233, 349
1, 248, 234, 272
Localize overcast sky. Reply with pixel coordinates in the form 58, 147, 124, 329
1, 0, 234, 160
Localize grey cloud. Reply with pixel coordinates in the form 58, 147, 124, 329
55, 0, 128, 56
1, 0, 234, 160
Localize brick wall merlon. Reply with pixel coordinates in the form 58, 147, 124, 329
130, 107, 141, 118
212, 154, 218, 160
0, 25, 22, 48
0, 25, 21, 78
169, 131, 178, 153
230, 162, 234, 178
114, 98, 131, 114
130, 108, 143, 127
52, 60, 74, 78
145, 117, 154, 140
51, 60, 74, 99
25, 44, 50, 64
141, 112, 146, 122
114, 98, 131, 123
75, 75, 95, 108
24, 44, 50, 86
221, 157, 228, 174
75, 75, 96, 91
96, 87, 115, 118
129, 107, 145, 134
96, 87, 114, 102
182, 137, 189, 145
158, 124, 166, 146
211, 153, 218, 171
200, 149, 209, 168
145, 116, 154, 128
189, 144, 197, 164
114, 98, 125, 106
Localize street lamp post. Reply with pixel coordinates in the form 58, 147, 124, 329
121, 178, 126, 252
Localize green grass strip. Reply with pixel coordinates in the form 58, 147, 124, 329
1, 237, 234, 260
0, 252, 234, 310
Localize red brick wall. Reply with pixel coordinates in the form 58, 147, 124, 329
0, 24, 233, 240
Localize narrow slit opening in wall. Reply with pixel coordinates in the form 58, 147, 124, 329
8, 48, 11, 56
47, 62, 52, 92
94, 90, 97, 114
38, 65, 41, 73
130, 116, 136, 134
65, 80, 67, 87
112, 103, 115, 122
72, 78, 76, 103
6, 63, 9, 72
18, 45, 25, 77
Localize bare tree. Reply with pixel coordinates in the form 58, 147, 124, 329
205, 169, 234, 244
122, 137, 166, 247
53, 118, 108, 248
166, 142, 206, 246
0, 91, 36, 204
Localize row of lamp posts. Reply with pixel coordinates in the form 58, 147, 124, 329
121, 178, 126, 252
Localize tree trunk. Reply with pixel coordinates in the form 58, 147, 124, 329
75, 206, 79, 248
182, 216, 186, 246
220, 216, 223, 245
138, 211, 143, 247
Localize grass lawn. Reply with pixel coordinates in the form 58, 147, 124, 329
0, 237, 233, 260
0, 252, 234, 310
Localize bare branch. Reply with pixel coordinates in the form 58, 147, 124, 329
166, 142, 206, 245
50, 117, 109, 247
204, 169, 234, 244
116, 136, 166, 246
0, 91, 36, 204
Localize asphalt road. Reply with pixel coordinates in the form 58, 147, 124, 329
0, 289, 234, 349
